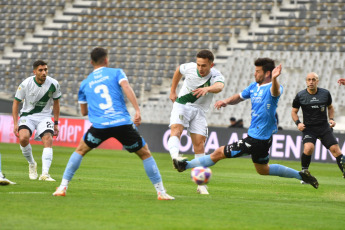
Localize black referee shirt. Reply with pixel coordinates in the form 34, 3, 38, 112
292, 88, 332, 126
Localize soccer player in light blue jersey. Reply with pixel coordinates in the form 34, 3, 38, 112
173, 58, 319, 189
53, 47, 174, 200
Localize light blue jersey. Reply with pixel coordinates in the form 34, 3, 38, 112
240, 82, 283, 140
78, 67, 132, 129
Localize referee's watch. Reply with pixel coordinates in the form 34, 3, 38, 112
54, 121, 59, 125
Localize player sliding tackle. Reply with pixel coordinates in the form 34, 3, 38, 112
173, 58, 319, 189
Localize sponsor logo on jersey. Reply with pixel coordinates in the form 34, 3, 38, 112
310, 97, 319, 102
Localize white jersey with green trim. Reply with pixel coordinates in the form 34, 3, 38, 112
176, 62, 224, 112
14, 76, 62, 117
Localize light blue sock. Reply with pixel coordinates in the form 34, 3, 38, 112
269, 164, 302, 180
62, 152, 83, 181
186, 155, 216, 169
143, 156, 162, 184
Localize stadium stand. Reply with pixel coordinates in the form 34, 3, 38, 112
0, 0, 344, 131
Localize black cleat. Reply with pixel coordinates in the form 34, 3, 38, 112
173, 157, 188, 172
299, 169, 319, 189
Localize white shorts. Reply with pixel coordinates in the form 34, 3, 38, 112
18, 115, 54, 141
169, 102, 208, 137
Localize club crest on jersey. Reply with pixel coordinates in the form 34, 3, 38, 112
320, 106, 325, 112
179, 115, 184, 121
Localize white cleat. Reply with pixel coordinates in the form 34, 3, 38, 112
53, 186, 66, 196
157, 192, 175, 200
39, 173, 56, 182
197, 185, 209, 195
29, 162, 38, 180
0, 176, 16, 185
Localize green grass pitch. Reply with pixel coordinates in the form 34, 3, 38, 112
0, 142, 344, 230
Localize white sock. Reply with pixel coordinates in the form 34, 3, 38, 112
0, 171, 4, 178
42, 148, 53, 174
153, 181, 166, 194
20, 144, 35, 164
168, 136, 180, 159
195, 153, 205, 159
60, 179, 69, 189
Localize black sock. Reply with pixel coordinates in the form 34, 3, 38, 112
301, 153, 312, 170
335, 154, 344, 173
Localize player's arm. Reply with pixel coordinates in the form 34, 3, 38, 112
328, 104, 336, 127
170, 66, 183, 102
337, 78, 345, 85
120, 80, 141, 126
53, 99, 60, 136
12, 99, 20, 137
80, 103, 88, 116
271, 64, 282, 97
214, 93, 243, 109
291, 107, 305, 131
193, 82, 224, 98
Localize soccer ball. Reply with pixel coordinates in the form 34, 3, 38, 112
191, 166, 212, 185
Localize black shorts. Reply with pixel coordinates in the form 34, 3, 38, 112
223, 136, 272, 164
83, 124, 146, 152
302, 123, 338, 149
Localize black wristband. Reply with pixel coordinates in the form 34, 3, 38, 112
54, 121, 59, 125
329, 118, 334, 121
295, 120, 301, 126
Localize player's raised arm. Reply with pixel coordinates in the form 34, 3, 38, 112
271, 64, 282, 97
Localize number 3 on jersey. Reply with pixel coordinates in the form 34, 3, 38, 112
94, 84, 112, 109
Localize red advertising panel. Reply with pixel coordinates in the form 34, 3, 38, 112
0, 115, 123, 150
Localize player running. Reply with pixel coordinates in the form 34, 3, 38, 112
12, 60, 61, 181
173, 58, 319, 189
53, 47, 174, 200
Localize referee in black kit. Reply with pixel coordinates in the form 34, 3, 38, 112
291, 72, 345, 183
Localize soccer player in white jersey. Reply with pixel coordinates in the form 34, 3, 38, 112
53, 47, 174, 200
12, 60, 61, 181
168, 50, 225, 194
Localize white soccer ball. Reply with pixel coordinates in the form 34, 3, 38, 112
191, 166, 212, 185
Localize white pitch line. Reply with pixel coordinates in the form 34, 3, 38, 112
4, 192, 48, 194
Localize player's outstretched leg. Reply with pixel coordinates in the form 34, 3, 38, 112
173, 155, 215, 172
268, 164, 318, 189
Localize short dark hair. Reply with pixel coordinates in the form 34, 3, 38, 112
91, 47, 108, 64
196, 50, 214, 63
33, 60, 47, 69
254, 58, 275, 74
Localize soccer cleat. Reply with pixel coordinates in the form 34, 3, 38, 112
53, 186, 66, 196
157, 192, 175, 200
172, 157, 188, 172
197, 185, 209, 195
0, 175, 16, 185
29, 162, 38, 180
39, 173, 56, 181
299, 169, 319, 189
